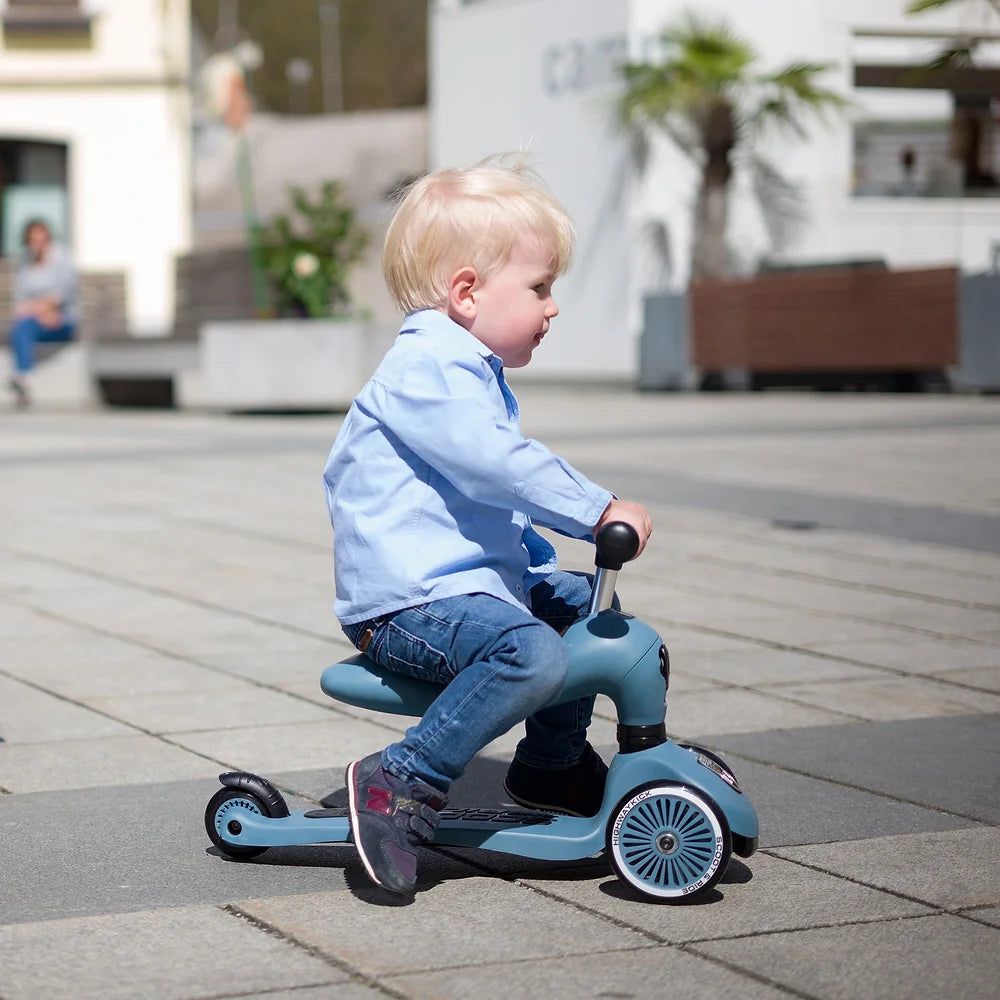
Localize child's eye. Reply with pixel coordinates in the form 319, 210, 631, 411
533, 283, 548, 294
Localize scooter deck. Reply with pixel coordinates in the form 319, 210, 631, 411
218, 804, 608, 862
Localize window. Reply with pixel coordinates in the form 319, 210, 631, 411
852, 31, 1000, 198
2, 1, 93, 46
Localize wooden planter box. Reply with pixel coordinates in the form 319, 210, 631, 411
689, 266, 959, 389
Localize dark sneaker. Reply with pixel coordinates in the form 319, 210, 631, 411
346, 751, 447, 895
503, 743, 609, 817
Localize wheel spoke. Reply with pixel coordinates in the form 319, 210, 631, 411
612, 785, 728, 900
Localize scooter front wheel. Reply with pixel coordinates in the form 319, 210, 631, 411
205, 787, 272, 860
606, 783, 731, 902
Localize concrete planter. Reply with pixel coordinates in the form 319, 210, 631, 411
199, 318, 396, 410
955, 274, 1000, 392
638, 293, 690, 390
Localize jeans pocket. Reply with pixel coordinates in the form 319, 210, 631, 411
343, 616, 387, 655
380, 620, 451, 684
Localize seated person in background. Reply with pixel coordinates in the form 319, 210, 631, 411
7, 219, 78, 407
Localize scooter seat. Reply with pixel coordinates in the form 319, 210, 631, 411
320, 653, 443, 717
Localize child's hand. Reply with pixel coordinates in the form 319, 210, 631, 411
595, 500, 652, 558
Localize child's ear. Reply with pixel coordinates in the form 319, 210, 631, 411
447, 266, 479, 325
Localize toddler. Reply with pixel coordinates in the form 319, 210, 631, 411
323, 160, 651, 895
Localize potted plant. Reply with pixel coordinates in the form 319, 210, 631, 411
199, 180, 394, 410
258, 181, 368, 319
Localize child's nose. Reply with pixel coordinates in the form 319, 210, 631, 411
546, 296, 559, 318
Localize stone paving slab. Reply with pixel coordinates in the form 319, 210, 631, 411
164, 715, 398, 775
0, 905, 351, 1000
385, 946, 791, 1000
763, 675, 1000, 721
692, 913, 1000, 1000
675, 646, 884, 687
82, 683, 335, 734
0, 735, 219, 794
2, 638, 256, 699
238, 880, 653, 976
0, 778, 480, 926
0, 675, 135, 743
770, 827, 1000, 910
665, 686, 855, 739
515, 850, 931, 943
965, 905, 1000, 927
702, 756, 975, 847
797, 635, 1000, 671
2, 394, 999, 999
711, 713, 1000, 823
928, 666, 1000, 691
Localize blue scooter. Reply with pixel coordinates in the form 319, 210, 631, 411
204, 524, 759, 902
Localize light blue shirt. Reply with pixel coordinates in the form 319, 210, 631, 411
323, 309, 613, 625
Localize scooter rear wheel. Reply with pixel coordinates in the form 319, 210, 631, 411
205, 787, 271, 860
606, 782, 731, 902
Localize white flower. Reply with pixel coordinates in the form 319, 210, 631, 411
292, 252, 320, 278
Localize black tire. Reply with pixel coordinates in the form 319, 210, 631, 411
205, 787, 271, 860
606, 782, 731, 902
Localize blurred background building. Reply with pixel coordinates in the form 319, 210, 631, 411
1, 0, 995, 391
0, 0, 191, 336
432, 0, 1000, 380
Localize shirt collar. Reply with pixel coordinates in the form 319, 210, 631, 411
401, 309, 501, 368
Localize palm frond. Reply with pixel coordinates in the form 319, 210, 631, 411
753, 62, 848, 136
907, 0, 1000, 15
748, 155, 807, 252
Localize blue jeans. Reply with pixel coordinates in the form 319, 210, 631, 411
342, 571, 612, 793
9, 316, 75, 373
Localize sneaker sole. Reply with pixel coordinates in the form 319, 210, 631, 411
502, 779, 588, 818
346, 758, 390, 891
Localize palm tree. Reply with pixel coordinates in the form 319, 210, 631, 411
906, 0, 1000, 71
619, 13, 845, 280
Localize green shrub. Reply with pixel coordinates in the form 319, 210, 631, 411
258, 181, 368, 318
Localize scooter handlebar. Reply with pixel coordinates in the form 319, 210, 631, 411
594, 521, 640, 570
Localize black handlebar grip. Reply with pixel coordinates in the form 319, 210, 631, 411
595, 522, 641, 570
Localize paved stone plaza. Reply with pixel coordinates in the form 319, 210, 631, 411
1, 387, 999, 999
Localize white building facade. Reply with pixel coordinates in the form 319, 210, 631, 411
431, 0, 1000, 379
0, 0, 192, 336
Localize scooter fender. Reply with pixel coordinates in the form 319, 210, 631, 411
603, 741, 760, 848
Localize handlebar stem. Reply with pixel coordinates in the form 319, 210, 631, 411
588, 567, 619, 615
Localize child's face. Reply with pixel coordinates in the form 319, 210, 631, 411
468, 237, 559, 368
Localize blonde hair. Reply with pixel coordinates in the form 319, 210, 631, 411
382, 158, 575, 314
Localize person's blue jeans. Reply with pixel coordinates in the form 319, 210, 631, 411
9, 316, 75, 373
342, 571, 613, 792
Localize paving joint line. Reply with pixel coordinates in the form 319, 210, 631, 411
7, 535, 998, 711
3, 598, 989, 817
195, 981, 342, 1000
0, 662, 329, 807
220, 903, 415, 1000
653, 579, 1000, 646
757, 849, 979, 917
659, 520, 1000, 584
508, 873, 820, 1000
1, 543, 334, 644
686, 551, 1000, 613
1, 595, 382, 729
656, 617, 1000, 697
705, 745, 994, 824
